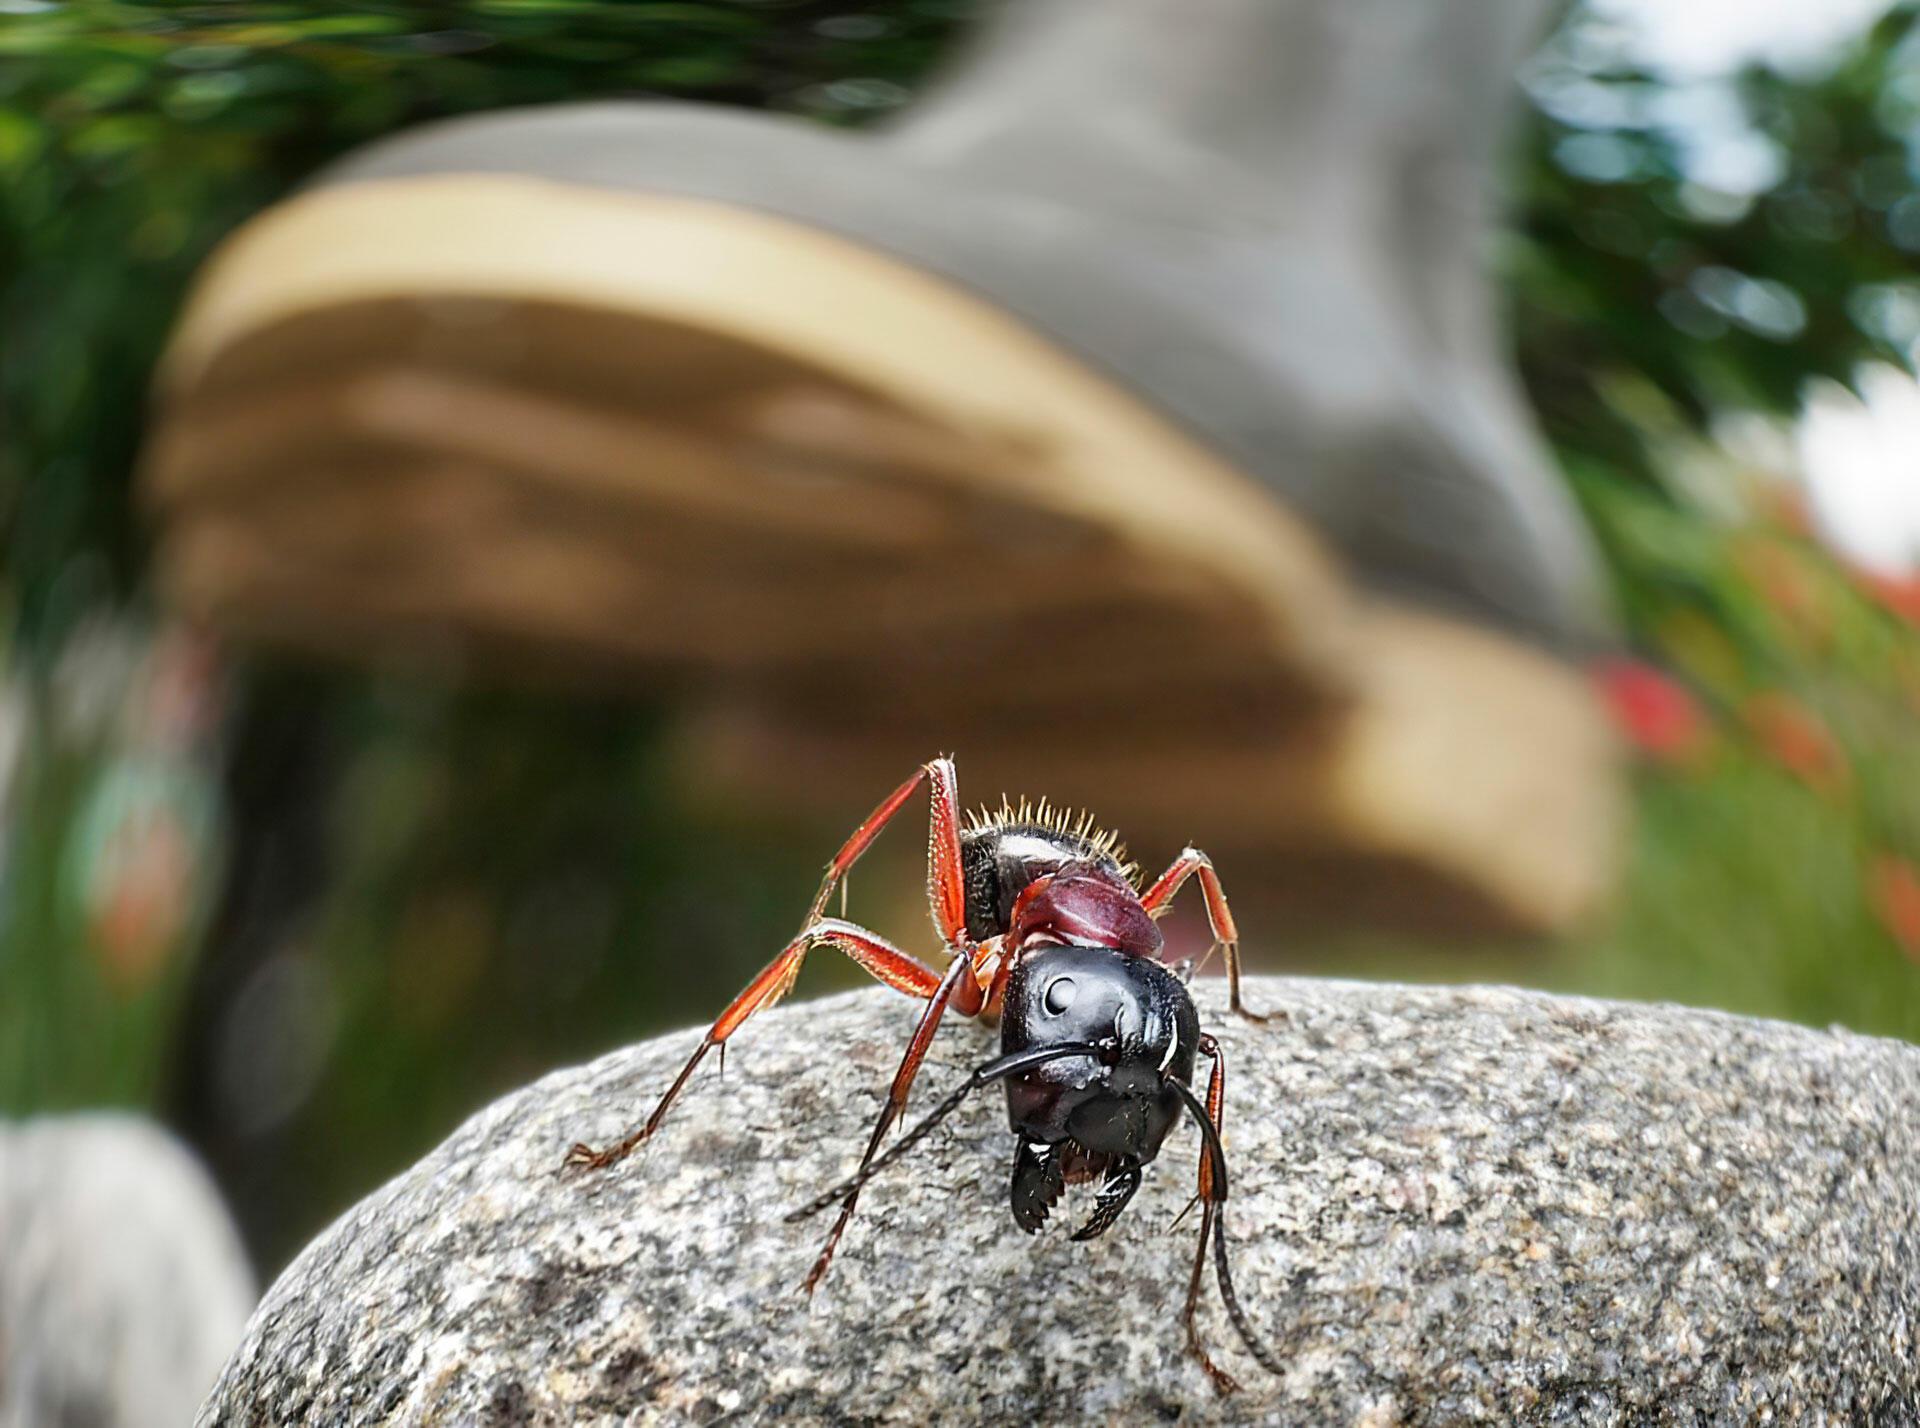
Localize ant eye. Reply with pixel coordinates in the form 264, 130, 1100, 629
1042, 976, 1078, 1015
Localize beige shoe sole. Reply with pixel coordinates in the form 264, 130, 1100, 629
144, 176, 1621, 932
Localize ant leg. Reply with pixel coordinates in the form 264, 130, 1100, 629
803, 947, 980, 1291
563, 919, 942, 1171
803, 766, 928, 926
978, 936, 1017, 1021
920, 755, 970, 947
1183, 1035, 1240, 1394
800, 755, 970, 949
1177, 1035, 1287, 1391
1139, 847, 1270, 1023
797, 758, 982, 1279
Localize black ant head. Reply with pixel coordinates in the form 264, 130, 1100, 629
785, 937, 1279, 1386
999, 945, 1199, 1163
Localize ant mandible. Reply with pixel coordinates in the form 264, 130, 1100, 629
565, 756, 1283, 1392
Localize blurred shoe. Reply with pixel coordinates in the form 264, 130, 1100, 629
143, 0, 1621, 934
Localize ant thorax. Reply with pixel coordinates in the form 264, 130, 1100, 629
958, 798, 1139, 942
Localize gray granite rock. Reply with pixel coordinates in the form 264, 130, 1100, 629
200, 979, 1918, 1425
1, 1113, 256, 1428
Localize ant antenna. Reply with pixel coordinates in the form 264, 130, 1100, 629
785, 1042, 1112, 1222
1164, 1077, 1287, 1380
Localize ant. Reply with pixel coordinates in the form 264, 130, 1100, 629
565, 756, 1283, 1392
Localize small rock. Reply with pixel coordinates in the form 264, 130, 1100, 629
1, 1113, 255, 1428
199, 980, 1919, 1424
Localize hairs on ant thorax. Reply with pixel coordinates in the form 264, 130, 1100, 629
565, 756, 1281, 1393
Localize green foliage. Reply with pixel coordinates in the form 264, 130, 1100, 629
1514, 6, 1920, 485
1569, 457, 1920, 1045
1502, 9, 1920, 1040
0, 713, 197, 1104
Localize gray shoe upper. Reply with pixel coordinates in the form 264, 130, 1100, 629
319, 0, 1612, 655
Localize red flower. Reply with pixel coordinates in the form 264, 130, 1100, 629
88, 811, 194, 993
1742, 692, 1847, 794
1858, 570, 1920, 626
1593, 659, 1709, 765
1867, 855, 1920, 964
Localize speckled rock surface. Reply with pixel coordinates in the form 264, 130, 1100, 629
1, 1113, 257, 1428
201, 978, 1918, 1425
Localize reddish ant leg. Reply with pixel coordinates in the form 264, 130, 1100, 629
804, 766, 928, 926
1183, 1035, 1240, 1394
563, 920, 943, 1172
1140, 847, 1270, 1023
978, 936, 1017, 1021
918, 755, 970, 946
569, 757, 976, 1173
803, 942, 985, 1291
799, 757, 981, 1283
803, 755, 970, 949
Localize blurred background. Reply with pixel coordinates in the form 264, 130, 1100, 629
3, 0, 1919, 1288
